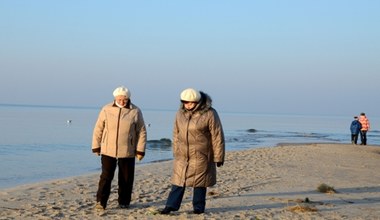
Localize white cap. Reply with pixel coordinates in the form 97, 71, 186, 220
180, 88, 201, 102
113, 86, 131, 98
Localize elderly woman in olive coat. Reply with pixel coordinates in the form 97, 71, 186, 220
160, 88, 225, 215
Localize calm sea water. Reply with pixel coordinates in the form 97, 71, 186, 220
1, 104, 379, 189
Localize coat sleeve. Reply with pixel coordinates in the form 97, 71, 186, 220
92, 108, 106, 153
135, 109, 147, 153
209, 109, 225, 163
367, 119, 370, 131
172, 113, 179, 157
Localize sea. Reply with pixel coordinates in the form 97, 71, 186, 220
1, 104, 379, 189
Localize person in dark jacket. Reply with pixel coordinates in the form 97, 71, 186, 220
350, 116, 362, 145
92, 86, 147, 210
160, 88, 225, 215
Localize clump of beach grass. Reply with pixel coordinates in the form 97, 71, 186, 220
287, 204, 318, 213
317, 183, 337, 194
207, 190, 220, 197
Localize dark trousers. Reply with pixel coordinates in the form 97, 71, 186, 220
360, 130, 367, 145
96, 155, 135, 208
165, 185, 207, 212
351, 134, 359, 144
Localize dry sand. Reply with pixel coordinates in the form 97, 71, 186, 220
1, 143, 380, 220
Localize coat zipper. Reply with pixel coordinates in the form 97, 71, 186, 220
185, 113, 194, 187
115, 108, 121, 158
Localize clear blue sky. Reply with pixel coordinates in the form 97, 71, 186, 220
1, 1, 379, 116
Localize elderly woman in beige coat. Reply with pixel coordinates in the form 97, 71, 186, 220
92, 86, 146, 210
160, 88, 225, 215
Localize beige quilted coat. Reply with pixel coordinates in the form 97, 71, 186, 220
92, 102, 146, 158
171, 92, 225, 187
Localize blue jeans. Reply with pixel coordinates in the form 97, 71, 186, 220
165, 185, 207, 212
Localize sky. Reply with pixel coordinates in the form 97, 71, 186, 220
1, 0, 379, 117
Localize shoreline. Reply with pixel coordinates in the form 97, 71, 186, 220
2, 141, 379, 191
1, 143, 380, 219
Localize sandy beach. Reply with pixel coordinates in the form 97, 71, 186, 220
1, 143, 379, 220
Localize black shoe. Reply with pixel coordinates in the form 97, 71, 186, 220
193, 209, 204, 214
119, 204, 129, 209
160, 207, 175, 215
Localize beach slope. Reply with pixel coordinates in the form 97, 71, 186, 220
1, 143, 379, 219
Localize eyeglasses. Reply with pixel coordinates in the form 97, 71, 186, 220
116, 98, 128, 102
181, 100, 197, 104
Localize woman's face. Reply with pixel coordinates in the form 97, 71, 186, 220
115, 95, 128, 107
182, 101, 197, 110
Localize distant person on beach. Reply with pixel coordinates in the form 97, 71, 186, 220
92, 86, 147, 210
160, 88, 225, 215
350, 116, 362, 145
358, 112, 370, 145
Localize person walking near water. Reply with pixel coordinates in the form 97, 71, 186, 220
160, 88, 225, 215
350, 116, 361, 145
358, 112, 370, 145
92, 86, 147, 210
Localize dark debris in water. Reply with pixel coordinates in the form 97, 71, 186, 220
246, 128, 257, 133
147, 138, 172, 149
